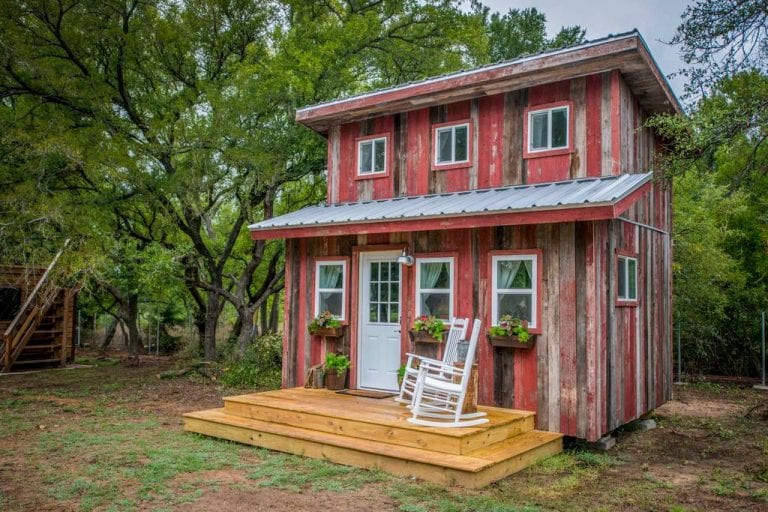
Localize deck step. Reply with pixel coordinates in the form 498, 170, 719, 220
223, 388, 534, 455
183, 408, 562, 488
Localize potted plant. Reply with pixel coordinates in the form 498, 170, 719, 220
308, 310, 344, 337
408, 315, 446, 343
487, 315, 536, 349
324, 352, 350, 390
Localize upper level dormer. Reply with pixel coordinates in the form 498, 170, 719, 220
296, 31, 681, 205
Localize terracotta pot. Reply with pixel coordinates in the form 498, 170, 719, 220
325, 368, 348, 390
407, 330, 444, 344
486, 333, 537, 349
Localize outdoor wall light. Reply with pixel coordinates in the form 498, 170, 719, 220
397, 248, 414, 266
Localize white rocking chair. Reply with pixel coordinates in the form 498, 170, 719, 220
395, 317, 469, 405
407, 318, 488, 428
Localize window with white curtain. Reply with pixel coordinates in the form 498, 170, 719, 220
315, 260, 347, 319
491, 254, 538, 328
415, 257, 454, 320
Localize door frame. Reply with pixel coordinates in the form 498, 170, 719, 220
349, 244, 408, 390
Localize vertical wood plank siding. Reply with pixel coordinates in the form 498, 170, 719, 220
324, 71, 657, 203
281, 71, 671, 441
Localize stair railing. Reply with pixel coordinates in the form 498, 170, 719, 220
1, 240, 69, 371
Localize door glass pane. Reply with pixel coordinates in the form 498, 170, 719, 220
530, 112, 548, 150
367, 259, 401, 324
389, 304, 399, 323
551, 108, 568, 148
454, 125, 468, 161
497, 293, 532, 322
360, 141, 372, 174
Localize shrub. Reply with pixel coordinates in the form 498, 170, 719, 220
220, 332, 282, 389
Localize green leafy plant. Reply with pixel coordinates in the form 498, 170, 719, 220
412, 315, 446, 341
309, 311, 342, 334
325, 353, 350, 374
488, 315, 530, 342
397, 365, 407, 383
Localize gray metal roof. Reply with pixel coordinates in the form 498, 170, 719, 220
249, 173, 651, 234
297, 31, 640, 116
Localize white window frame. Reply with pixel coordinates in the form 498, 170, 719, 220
434, 123, 470, 165
314, 260, 347, 320
357, 137, 387, 176
491, 254, 538, 329
527, 105, 570, 153
617, 255, 638, 302
414, 256, 454, 321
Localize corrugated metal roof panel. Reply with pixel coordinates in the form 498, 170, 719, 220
249, 173, 651, 232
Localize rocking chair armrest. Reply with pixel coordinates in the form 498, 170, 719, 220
404, 353, 442, 367
416, 359, 465, 378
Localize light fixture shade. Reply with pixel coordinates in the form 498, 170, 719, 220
397, 248, 414, 266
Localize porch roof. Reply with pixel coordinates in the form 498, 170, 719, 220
249, 173, 652, 240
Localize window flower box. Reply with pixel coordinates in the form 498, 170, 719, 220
408, 329, 445, 344
486, 333, 537, 349
309, 326, 345, 338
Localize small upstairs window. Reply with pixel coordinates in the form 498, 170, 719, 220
435, 123, 469, 166
617, 255, 638, 303
357, 136, 387, 176
527, 104, 569, 153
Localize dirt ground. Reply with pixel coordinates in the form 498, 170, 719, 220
0, 352, 766, 511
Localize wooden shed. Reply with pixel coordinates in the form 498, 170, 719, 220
186, 33, 679, 484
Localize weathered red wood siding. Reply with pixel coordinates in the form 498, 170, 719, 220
325, 71, 656, 202
281, 181, 672, 441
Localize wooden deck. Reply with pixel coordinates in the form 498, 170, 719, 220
183, 388, 563, 488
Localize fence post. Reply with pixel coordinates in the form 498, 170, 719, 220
756, 311, 767, 391
675, 313, 684, 385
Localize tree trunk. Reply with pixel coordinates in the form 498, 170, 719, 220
268, 293, 280, 333
258, 299, 268, 336
237, 306, 257, 353
99, 316, 119, 352
120, 294, 143, 358
202, 290, 218, 360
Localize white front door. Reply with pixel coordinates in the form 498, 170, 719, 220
358, 251, 402, 391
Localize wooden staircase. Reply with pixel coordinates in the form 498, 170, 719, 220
184, 388, 563, 488
1, 243, 74, 372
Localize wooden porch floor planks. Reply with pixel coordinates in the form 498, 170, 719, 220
183, 387, 563, 488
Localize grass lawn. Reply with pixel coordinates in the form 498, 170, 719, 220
1, 353, 766, 511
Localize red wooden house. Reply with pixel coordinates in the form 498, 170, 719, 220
249, 31, 678, 442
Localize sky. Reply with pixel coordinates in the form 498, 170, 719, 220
482, 0, 691, 99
